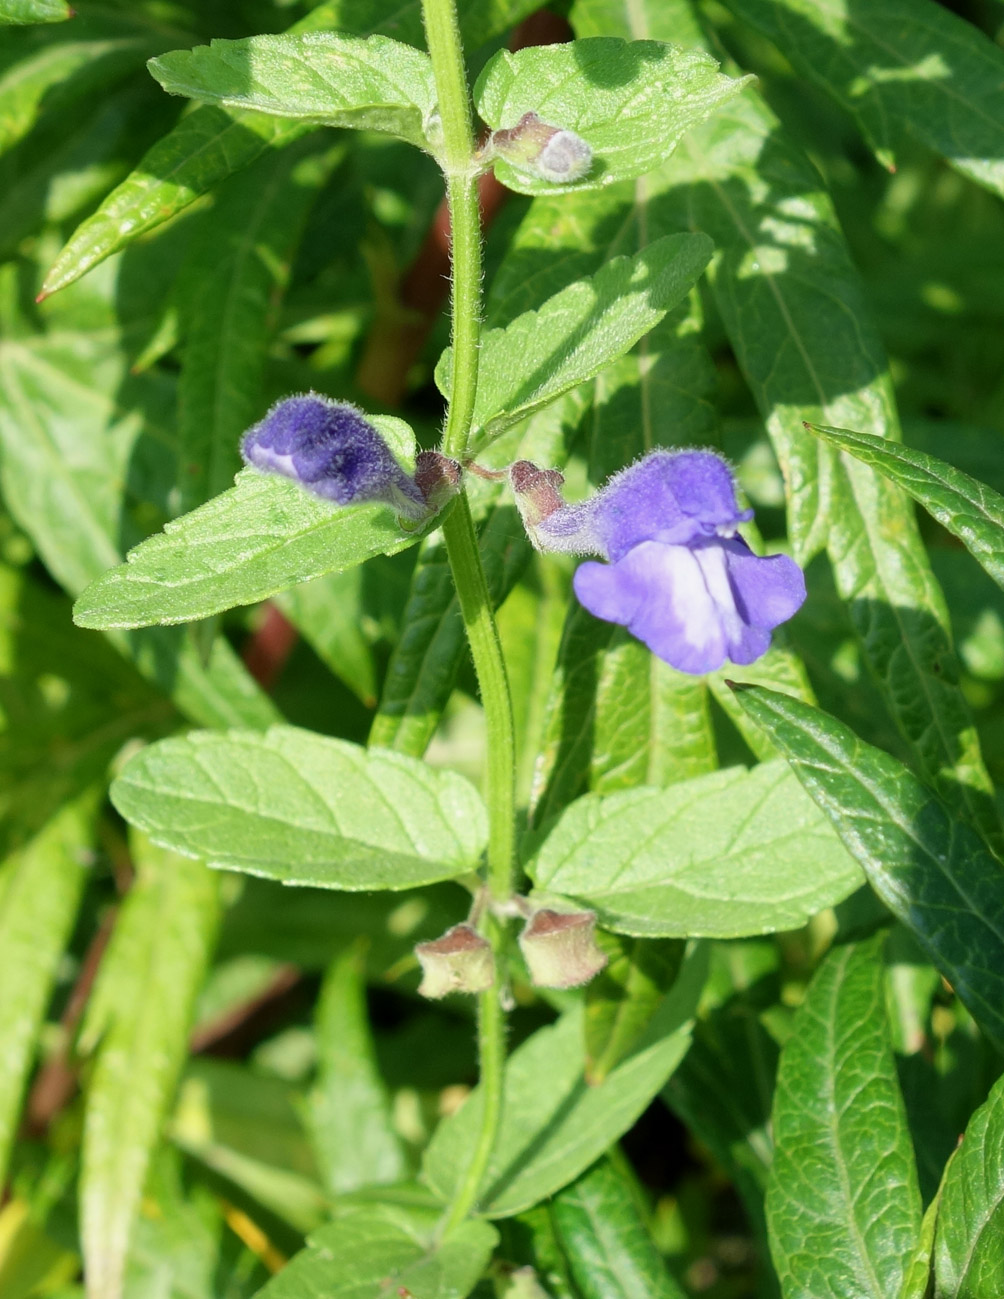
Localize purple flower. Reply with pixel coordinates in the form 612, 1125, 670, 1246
241, 394, 427, 518
512, 449, 806, 675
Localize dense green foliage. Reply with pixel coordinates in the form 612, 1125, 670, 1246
2, 0, 1004, 1296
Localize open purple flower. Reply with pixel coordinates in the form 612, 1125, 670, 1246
511, 449, 806, 675
241, 393, 427, 519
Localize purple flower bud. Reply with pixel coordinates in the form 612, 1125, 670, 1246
241, 393, 427, 519
415, 924, 494, 998
489, 111, 593, 184
519, 908, 608, 990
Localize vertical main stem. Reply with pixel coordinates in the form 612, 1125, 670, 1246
422, 0, 517, 1232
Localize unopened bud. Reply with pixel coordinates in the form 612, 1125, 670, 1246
414, 450, 462, 512
241, 393, 427, 520
415, 924, 494, 999
490, 111, 592, 184
509, 460, 600, 555
519, 909, 608, 989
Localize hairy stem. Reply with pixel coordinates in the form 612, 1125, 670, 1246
422, 0, 517, 1231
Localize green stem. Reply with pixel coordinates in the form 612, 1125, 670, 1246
422, 0, 516, 1232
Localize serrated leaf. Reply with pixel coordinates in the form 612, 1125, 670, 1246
149, 33, 438, 151
110, 725, 487, 890
73, 454, 432, 631
0, 322, 277, 729
730, 685, 1004, 1052
530, 760, 863, 938
257, 1205, 498, 1299
0, 0, 71, 24
474, 37, 750, 195
766, 936, 922, 1299
177, 136, 341, 509
443, 234, 713, 449
80, 835, 221, 1299
423, 944, 706, 1216
309, 943, 405, 1195
585, 935, 684, 1084
719, 0, 1004, 199
0, 791, 98, 1187
550, 1157, 687, 1299
933, 1073, 1004, 1297
808, 422, 1004, 594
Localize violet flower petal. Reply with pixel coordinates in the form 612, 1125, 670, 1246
241, 394, 425, 515
594, 450, 753, 561
573, 536, 806, 675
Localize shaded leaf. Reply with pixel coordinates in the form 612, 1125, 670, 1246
731, 685, 1004, 1052
149, 34, 438, 151
308, 943, 405, 1195
550, 1157, 687, 1299
258, 1205, 498, 1299
585, 935, 684, 1084
80, 835, 221, 1299
0, 791, 98, 1187
110, 725, 487, 891
177, 136, 341, 509
808, 422, 1004, 594
423, 944, 706, 1216
720, 0, 1004, 199
766, 936, 922, 1299
475, 37, 751, 195
448, 234, 713, 450
934, 1073, 1004, 1298
529, 760, 863, 938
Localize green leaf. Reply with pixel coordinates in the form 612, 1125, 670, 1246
257, 1205, 498, 1299
177, 136, 341, 509
444, 234, 713, 449
899, 1191, 939, 1299
808, 422, 1004, 594
370, 394, 579, 757
766, 936, 922, 1299
661, 75, 999, 847
0, 791, 98, 1187
80, 835, 221, 1299
110, 725, 488, 890
529, 760, 863, 938
308, 943, 406, 1195
0, 324, 277, 729
550, 1157, 687, 1299
41, 108, 315, 298
149, 34, 438, 151
730, 685, 1004, 1052
320, 0, 541, 50
585, 936, 684, 1085
474, 37, 751, 195
423, 944, 706, 1216
0, 0, 72, 25
369, 507, 530, 755
73, 454, 432, 631
934, 1072, 1004, 1298
0, 15, 161, 157
719, 0, 1004, 199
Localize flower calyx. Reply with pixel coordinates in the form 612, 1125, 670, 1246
415, 924, 494, 999
518, 907, 608, 990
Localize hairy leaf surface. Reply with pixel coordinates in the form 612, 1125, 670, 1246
111, 726, 487, 890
